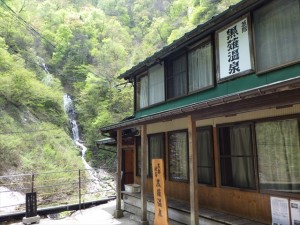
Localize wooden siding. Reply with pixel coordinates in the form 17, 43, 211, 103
134, 177, 270, 223
132, 105, 300, 224
197, 187, 271, 223
123, 192, 267, 225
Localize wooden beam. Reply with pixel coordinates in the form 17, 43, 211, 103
192, 88, 300, 121
140, 125, 149, 225
114, 129, 123, 218
188, 116, 199, 225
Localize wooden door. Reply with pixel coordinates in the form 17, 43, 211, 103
122, 148, 134, 190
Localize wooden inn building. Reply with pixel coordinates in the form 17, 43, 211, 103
100, 0, 300, 224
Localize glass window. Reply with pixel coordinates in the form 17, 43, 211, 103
167, 54, 187, 99
168, 130, 189, 181
148, 133, 165, 177
219, 124, 256, 189
254, 0, 300, 72
197, 127, 214, 185
149, 63, 165, 105
256, 119, 300, 193
188, 42, 213, 92
136, 64, 165, 110
136, 75, 148, 109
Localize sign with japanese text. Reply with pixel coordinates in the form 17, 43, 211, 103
271, 197, 290, 225
152, 159, 169, 225
217, 16, 252, 80
291, 200, 300, 225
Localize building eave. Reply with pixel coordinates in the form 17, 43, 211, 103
100, 76, 300, 134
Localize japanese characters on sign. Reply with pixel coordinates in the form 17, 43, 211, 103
271, 197, 290, 225
217, 16, 252, 80
291, 200, 300, 225
152, 159, 169, 225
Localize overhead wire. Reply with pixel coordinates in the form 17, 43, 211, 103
0, 0, 55, 48
0, 0, 127, 141
0, 0, 102, 79
0, 128, 62, 135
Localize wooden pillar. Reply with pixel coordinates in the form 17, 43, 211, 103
188, 116, 199, 225
140, 124, 149, 225
114, 129, 123, 218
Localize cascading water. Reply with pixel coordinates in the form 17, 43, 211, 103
37, 56, 53, 86
63, 94, 79, 141
63, 94, 115, 196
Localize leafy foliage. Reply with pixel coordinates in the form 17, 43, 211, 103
0, 0, 242, 173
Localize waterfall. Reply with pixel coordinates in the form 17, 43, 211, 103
63, 94, 101, 186
37, 56, 53, 86
63, 94, 116, 196
71, 121, 79, 141
63, 94, 79, 141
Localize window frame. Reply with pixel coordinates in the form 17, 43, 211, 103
187, 37, 215, 94
135, 63, 165, 111
148, 62, 165, 106
253, 0, 300, 75
165, 38, 215, 101
135, 37, 215, 111
135, 72, 149, 111
215, 114, 300, 198
166, 51, 188, 100
218, 122, 258, 190
167, 129, 189, 182
255, 116, 300, 195
148, 132, 165, 177
196, 126, 215, 186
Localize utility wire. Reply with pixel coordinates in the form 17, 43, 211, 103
0, 0, 55, 48
0, 0, 104, 79
0, 128, 62, 135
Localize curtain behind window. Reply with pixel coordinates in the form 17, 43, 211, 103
168, 55, 187, 99
139, 76, 149, 108
169, 132, 188, 181
188, 43, 213, 92
148, 134, 164, 176
256, 119, 300, 192
149, 63, 165, 105
230, 126, 255, 189
219, 125, 255, 189
197, 128, 214, 184
254, 0, 300, 72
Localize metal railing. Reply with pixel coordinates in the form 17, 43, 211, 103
0, 167, 116, 218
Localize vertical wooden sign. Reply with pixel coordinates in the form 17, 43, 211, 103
152, 159, 169, 225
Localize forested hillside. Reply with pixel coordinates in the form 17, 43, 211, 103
0, 0, 241, 174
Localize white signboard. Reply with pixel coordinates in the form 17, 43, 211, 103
271, 197, 290, 225
291, 200, 300, 225
217, 16, 252, 79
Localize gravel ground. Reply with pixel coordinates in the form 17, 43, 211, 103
9, 200, 139, 225
0, 187, 25, 214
